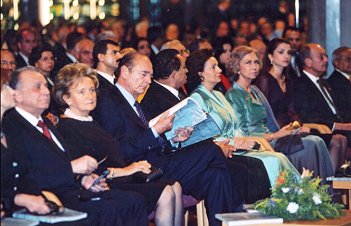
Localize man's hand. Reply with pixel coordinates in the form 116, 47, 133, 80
125, 160, 151, 175
14, 194, 50, 215
171, 126, 194, 142
334, 123, 351, 131
233, 137, 256, 150
81, 174, 109, 192
71, 155, 98, 174
215, 139, 235, 158
275, 124, 294, 139
153, 111, 175, 134
299, 126, 311, 134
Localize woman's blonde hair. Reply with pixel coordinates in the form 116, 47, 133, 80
53, 63, 99, 108
227, 46, 262, 81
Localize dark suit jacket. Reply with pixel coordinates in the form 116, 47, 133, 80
293, 72, 342, 128
327, 70, 351, 122
3, 109, 77, 199
286, 53, 302, 81
141, 81, 181, 119
15, 53, 28, 69
3, 109, 149, 226
91, 74, 160, 164
1, 143, 41, 214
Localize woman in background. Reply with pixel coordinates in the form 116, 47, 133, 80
256, 38, 346, 171
212, 37, 233, 93
225, 46, 334, 181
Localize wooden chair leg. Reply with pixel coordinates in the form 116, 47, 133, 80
196, 200, 209, 226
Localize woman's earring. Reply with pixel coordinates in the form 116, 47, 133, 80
238, 71, 240, 75
270, 59, 273, 65
200, 76, 204, 82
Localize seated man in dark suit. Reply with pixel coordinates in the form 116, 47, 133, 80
141, 49, 271, 204
293, 43, 350, 151
15, 29, 38, 69
91, 47, 237, 225
3, 66, 149, 226
327, 47, 351, 123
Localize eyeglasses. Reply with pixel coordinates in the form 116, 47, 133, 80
1, 60, 16, 66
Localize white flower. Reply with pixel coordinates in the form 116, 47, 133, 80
297, 188, 304, 194
281, 187, 290, 193
313, 193, 322, 205
287, 202, 299, 213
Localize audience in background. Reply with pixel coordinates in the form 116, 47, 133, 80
1, 6, 350, 224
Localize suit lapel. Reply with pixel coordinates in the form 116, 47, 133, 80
151, 82, 180, 105
301, 73, 336, 116
12, 110, 70, 160
97, 74, 148, 128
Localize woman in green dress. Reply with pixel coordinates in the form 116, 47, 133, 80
225, 46, 334, 183
186, 49, 300, 187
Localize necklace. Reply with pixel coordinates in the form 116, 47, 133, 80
64, 109, 93, 122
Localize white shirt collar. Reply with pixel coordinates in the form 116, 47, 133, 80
336, 69, 351, 80
15, 107, 42, 126
154, 80, 180, 99
66, 52, 77, 63
115, 83, 136, 107
19, 52, 29, 65
303, 70, 336, 114
303, 70, 320, 83
64, 109, 93, 122
15, 107, 65, 151
151, 44, 159, 54
97, 71, 115, 84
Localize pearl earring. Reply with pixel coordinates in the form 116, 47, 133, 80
270, 59, 273, 65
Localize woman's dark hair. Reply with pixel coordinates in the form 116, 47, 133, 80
212, 37, 233, 60
212, 36, 233, 74
132, 37, 149, 50
28, 44, 55, 66
185, 49, 213, 93
262, 38, 291, 75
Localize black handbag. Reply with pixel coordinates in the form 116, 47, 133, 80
133, 166, 163, 183
274, 135, 304, 155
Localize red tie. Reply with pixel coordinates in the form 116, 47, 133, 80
37, 120, 53, 141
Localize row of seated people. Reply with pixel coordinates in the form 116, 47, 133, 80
1, 38, 349, 226
1, 46, 252, 225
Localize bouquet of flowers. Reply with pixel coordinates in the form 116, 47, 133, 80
254, 168, 344, 221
